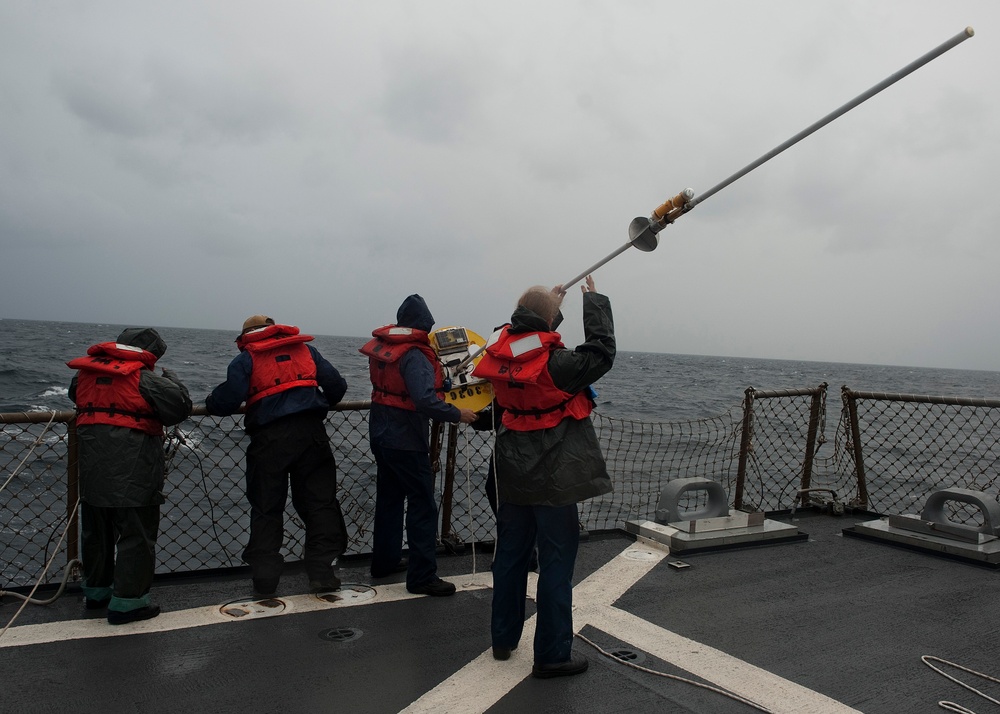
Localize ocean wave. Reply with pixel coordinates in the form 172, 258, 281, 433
28, 405, 59, 413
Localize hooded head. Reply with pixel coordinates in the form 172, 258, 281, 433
396, 294, 434, 333
116, 327, 167, 359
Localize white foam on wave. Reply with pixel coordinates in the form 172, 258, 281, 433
40, 386, 68, 399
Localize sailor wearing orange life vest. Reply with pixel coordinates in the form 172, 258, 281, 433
206, 316, 349, 596
472, 276, 614, 678
68, 327, 192, 625
361, 294, 477, 596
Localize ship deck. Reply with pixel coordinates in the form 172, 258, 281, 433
4, 511, 1000, 714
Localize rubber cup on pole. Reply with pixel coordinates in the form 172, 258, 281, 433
628, 217, 659, 252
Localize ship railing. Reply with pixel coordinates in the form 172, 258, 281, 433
4, 385, 1000, 589
839, 388, 1000, 525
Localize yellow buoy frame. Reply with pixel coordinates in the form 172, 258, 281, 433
430, 326, 494, 412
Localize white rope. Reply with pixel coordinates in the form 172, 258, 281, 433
939, 704, 977, 714
575, 631, 774, 713
462, 427, 481, 582
489, 406, 499, 565
460, 413, 492, 588
0, 498, 81, 640
0, 411, 58, 496
922, 655, 1000, 713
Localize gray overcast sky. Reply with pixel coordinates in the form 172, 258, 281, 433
2, 2, 997, 371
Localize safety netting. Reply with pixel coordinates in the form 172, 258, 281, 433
3, 384, 1000, 589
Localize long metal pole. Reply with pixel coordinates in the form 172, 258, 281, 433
459, 28, 975, 378
561, 244, 631, 291
560, 26, 975, 290
688, 26, 975, 210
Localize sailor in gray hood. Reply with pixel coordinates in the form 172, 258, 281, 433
68, 327, 192, 624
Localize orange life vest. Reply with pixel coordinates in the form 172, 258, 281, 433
238, 324, 319, 407
472, 326, 593, 431
67, 342, 163, 436
359, 326, 443, 411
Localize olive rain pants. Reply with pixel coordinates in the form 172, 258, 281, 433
80, 501, 159, 612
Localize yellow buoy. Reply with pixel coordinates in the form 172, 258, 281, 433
429, 326, 494, 412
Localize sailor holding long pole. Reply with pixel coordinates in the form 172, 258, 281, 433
441, 26, 976, 681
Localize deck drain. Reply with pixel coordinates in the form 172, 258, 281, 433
623, 548, 662, 562
314, 583, 377, 604
609, 648, 646, 665
219, 597, 287, 619
319, 627, 363, 643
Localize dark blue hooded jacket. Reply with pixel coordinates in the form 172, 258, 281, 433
368, 294, 461, 452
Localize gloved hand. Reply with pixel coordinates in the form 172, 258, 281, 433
161, 368, 180, 382
469, 408, 495, 432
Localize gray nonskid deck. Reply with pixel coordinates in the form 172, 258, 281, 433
4, 514, 999, 713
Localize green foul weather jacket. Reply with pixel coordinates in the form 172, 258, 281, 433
69, 369, 192, 507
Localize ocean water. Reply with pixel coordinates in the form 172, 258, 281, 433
3, 318, 999, 420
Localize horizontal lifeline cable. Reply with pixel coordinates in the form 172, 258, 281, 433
842, 390, 1000, 408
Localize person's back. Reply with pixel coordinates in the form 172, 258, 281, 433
360, 294, 476, 596
207, 317, 347, 431
472, 277, 614, 678
475, 281, 615, 506
206, 315, 348, 596
68, 327, 192, 624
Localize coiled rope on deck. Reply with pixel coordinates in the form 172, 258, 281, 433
0, 413, 80, 630
0, 498, 81, 639
922, 655, 1000, 713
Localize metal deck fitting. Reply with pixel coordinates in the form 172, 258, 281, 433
845, 518, 1000, 567
625, 512, 805, 554
845, 487, 1000, 568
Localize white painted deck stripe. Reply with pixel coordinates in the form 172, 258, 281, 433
585, 606, 863, 714
401, 616, 539, 714
0, 575, 491, 649
404, 542, 861, 714
402, 542, 667, 713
